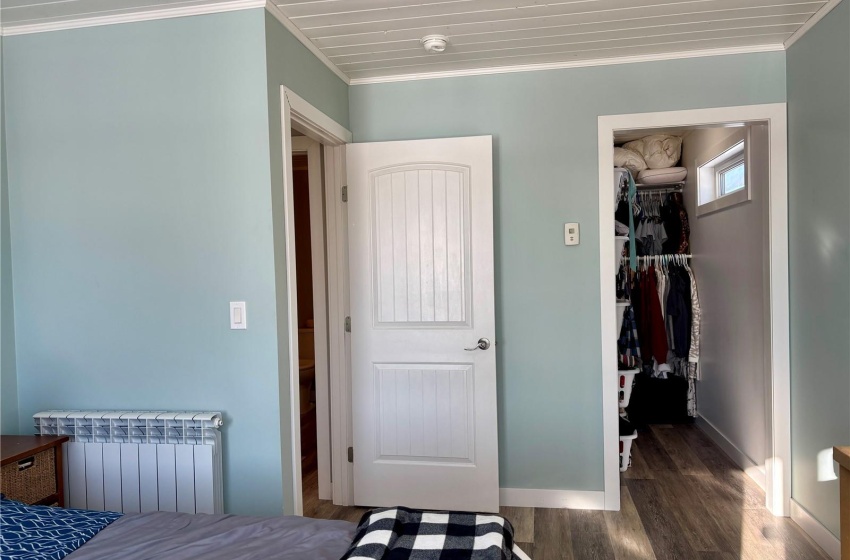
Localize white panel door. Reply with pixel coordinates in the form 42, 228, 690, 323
347, 136, 498, 512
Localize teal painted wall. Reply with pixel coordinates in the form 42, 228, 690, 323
264, 12, 349, 131
3, 10, 287, 515
787, 0, 850, 537
262, 11, 349, 513
1, 36, 20, 435
349, 52, 787, 491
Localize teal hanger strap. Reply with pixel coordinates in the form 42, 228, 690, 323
627, 172, 637, 271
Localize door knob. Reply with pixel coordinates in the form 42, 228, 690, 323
465, 338, 491, 351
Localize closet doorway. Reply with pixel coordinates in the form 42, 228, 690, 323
597, 105, 790, 516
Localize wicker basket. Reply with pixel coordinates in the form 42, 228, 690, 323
1, 448, 56, 504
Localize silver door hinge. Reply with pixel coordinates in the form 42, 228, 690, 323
341, 185, 348, 202
344, 316, 351, 332
347, 446, 354, 463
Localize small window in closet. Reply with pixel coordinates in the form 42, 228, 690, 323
717, 153, 746, 196
696, 129, 751, 216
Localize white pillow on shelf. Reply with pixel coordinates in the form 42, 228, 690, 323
614, 147, 647, 175
624, 134, 683, 169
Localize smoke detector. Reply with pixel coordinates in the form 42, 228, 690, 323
421, 34, 449, 54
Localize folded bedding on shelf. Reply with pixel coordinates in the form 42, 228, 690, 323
637, 167, 687, 184
614, 147, 647, 176
624, 135, 682, 169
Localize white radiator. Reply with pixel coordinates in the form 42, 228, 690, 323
34, 410, 223, 514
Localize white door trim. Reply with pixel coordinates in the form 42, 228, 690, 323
322, 143, 356, 507
291, 135, 332, 501
280, 87, 351, 514
597, 103, 790, 515
284, 88, 352, 146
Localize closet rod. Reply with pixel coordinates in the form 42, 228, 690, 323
624, 254, 692, 261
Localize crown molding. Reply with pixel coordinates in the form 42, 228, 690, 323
0, 0, 265, 36
263, 1, 350, 85
0, 0, 351, 85
783, 0, 844, 49
348, 43, 786, 86
0, 0, 838, 86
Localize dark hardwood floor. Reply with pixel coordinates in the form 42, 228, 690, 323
302, 467, 371, 524
302, 424, 831, 559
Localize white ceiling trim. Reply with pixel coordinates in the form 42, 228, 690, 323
347, 43, 786, 85
783, 0, 843, 48
0, 0, 265, 36
264, 1, 350, 84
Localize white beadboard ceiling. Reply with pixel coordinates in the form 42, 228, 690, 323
0, 0, 840, 84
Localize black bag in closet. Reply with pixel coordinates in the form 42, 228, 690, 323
626, 373, 692, 427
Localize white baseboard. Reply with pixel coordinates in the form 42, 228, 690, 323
790, 499, 840, 560
695, 416, 766, 490
499, 488, 605, 510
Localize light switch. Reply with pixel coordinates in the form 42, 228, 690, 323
230, 301, 247, 330
565, 223, 580, 246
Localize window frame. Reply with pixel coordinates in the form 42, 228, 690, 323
716, 154, 746, 197
696, 129, 751, 216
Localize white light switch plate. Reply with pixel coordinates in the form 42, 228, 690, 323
230, 301, 247, 330
565, 223, 580, 246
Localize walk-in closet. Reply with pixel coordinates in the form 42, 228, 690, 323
611, 123, 774, 487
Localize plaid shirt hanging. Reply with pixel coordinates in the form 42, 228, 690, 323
618, 305, 642, 368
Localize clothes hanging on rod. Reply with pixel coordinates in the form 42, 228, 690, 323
688, 266, 702, 383
661, 192, 690, 255
635, 264, 668, 366
618, 305, 641, 369
614, 169, 638, 270
614, 166, 699, 421
617, 254, 700, 417
616, 177, 691, 258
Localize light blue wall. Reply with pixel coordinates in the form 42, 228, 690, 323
6, 3, 841, 527
787, 0, 850, 537
350, 52, 787, 491
3, 10, 287, 515
262, 12, 349, 513
1, 36, 20, 435
264, 12, 349, 131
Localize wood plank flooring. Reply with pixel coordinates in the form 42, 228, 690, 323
302, 424, 830, 559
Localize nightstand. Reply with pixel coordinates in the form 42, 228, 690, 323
1, 435, 69, 506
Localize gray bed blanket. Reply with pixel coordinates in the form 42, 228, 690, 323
64, 511, 356, 560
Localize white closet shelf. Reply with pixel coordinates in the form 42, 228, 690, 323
635, 182, 685, 190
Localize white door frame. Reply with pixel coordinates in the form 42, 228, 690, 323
280, 87, 352, 514
597, 103, 790, 516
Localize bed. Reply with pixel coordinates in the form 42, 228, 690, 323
0, 497, 527, 560
0, 496, 355, 560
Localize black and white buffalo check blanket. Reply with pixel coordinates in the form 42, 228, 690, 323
340, 507, 532, 560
